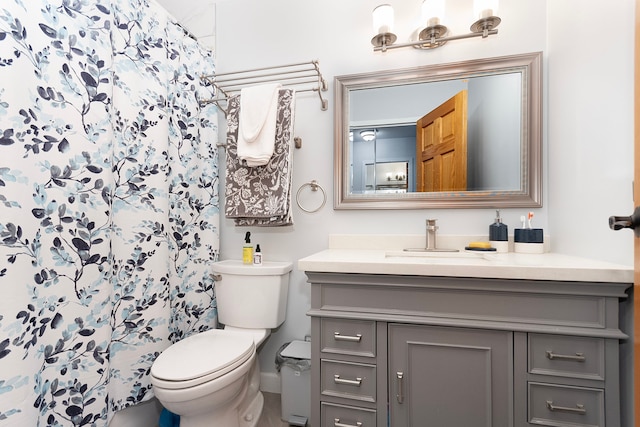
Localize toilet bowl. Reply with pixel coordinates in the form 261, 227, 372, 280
150, 329, 259, 427
150, 260, 292, 427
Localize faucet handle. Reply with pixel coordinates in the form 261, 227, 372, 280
426, 218, 438, 229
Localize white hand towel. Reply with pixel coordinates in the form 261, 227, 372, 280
238, 83, 282, 167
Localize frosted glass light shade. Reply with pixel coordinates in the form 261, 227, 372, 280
372, 4, 394, 35
360, 130, 375, 141
421, 0, 445, 27
473, 0, 499, 20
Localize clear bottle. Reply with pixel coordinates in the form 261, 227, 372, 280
253, 244, 262, 265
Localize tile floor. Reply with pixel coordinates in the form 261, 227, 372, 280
257, 392, 291, 427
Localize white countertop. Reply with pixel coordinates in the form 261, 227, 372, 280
298, 235, 633, 283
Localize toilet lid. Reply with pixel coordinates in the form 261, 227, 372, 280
151, 329, 254, 382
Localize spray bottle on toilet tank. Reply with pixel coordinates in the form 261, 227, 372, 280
242, 232, 253, 264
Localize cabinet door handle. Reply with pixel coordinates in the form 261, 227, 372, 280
396, 371, 404, 404
334, 419, 363, 427
334, 374, 362, 386
546, 350, 586, 362
334, 332, 362, 342
546, 401, 586, 415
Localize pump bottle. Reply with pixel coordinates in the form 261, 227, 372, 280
242, 232, 254, 264
489, 210, 509, 253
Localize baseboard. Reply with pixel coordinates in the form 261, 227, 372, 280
260, 371, 281, 394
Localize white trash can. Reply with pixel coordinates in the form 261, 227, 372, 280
277, 340, 311, 426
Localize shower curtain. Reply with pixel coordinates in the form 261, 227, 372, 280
0, 0, 219, 425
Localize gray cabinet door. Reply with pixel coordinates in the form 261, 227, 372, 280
388, 324, 513, 427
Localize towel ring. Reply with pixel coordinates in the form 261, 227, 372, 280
296, 180, 326, 213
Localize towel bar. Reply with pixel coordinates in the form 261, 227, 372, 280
296, 180, 326, 213
200, 60, 328, 115
216, 136, 302, 150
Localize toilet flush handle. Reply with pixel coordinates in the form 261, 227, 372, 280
211, 274, 222, 281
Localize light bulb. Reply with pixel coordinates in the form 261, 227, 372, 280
473, 0, 499, 20
421, 0, 445, 28
372, 4, 394, 35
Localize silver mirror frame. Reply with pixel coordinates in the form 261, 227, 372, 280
333, 51, 543, 210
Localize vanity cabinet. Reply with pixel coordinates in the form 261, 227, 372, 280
388, 324, 513, 427
306, 272, 630, 427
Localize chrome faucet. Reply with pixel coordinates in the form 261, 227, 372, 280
425, 219, 438, 250
404, 218, 459, 252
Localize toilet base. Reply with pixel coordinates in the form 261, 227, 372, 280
165, 357, 264, 427
176, 390, 264, 427
238, 390, 264, 427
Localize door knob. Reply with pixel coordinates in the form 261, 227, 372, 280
609, 206, 640, 237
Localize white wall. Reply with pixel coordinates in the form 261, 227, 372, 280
547, 1, 635, 260
209, 0, 635, 388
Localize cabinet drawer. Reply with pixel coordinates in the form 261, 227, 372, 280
529, 334, 605, 381
321, 402, 376, 427
321, 318, 376, 358
528, 382, 604, 427
321, 359, 376, 403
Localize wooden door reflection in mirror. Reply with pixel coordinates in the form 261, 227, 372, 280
416, 90, 468, 192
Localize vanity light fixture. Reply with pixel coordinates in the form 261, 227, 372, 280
371, 0, 501, 52
360, 130, 376, 141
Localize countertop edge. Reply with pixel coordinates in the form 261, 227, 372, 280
297, 249, 634, 284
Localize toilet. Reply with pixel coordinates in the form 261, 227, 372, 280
150, 260, 292, 427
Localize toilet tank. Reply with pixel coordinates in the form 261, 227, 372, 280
211, 260, 292, 329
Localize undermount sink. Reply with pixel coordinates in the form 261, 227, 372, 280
384, 250, 496, 265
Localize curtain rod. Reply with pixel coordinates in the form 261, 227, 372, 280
178, 25, 198, 42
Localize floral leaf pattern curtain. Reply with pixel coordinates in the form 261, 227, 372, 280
0, 0, 219, 425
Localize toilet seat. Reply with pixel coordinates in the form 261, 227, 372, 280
151, 329, 255, 390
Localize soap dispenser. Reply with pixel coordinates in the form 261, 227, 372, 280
489, 209, 508, 253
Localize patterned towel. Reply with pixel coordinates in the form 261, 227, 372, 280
224, 89, 295, 226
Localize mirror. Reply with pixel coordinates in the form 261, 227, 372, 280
334, 52, 542, 209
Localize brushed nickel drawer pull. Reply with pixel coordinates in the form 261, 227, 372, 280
546, 350, 586, 362
546, 400, 586, 415
333, 374, 362, 386
334, 332, 362, 342
334, 419, 363, 427
396, 371, 404, 404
